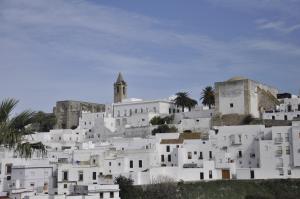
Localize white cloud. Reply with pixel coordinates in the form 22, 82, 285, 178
256, 19, 300, 33
0, 0, 300, 112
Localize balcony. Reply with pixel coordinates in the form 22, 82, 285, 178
276, 162, 284, 168
276, 150, 283, 157
229, 135, 242, 145
274, 137, 283, 144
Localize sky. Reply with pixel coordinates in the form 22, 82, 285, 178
0, 0, 300, 113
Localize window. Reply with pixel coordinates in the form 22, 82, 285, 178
123, 87, 126, 95
238, 151, 242, 158
285, 133, 289, 142
168, 154, 171, 162
288, 170, 292, 175
110, 192, 114, 198
141, 108, 143, 113
200, 172, 204, 180
6, 176, 11, 181
250, 170, 255, 179
117, 87, 119, 93
284, 115, 288, 120
209, 151, 213, 159
135, 109, 138, 114
63, 171, 68, 181
188, 152, 192, 159
199, 152, 203, 160
100, 192, 103, 199
6, 164, 12, 174
166, 145, 170, 152
287, 105, 292, 112
93, 172, 97, 180
78, 171, 83, 181
130, 160, 133, 168
194, 151, 197, 155
109, 162, 111, 166
272, 116, 275, 120
209, 170, 212, 179
161, 155, 165, 162
286, 146, 290, 155
230, 103, 234, 108
64, 184, 67, 189
139, 160, 143, 168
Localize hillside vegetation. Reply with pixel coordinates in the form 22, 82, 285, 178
119, 179, 300, 199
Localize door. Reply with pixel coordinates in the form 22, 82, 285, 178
222, 170, 230, 180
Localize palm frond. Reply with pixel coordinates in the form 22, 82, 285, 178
15, 142, 47, 158
0, 98, 19, 123
9, 110, 35, 132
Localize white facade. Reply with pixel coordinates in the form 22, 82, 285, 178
263, 96, 300, 120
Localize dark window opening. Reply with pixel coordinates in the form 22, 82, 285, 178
166, 145, 170, 152
139, 160, 142, 168
238, 151, 242, 158
130, 160, 133, 168
230, 103, 234, 108
250, 170, 255, 179
63, 171, 68, 181
209, 170, 212, 179
168, 154, 171, 162
200, 172, 204, 180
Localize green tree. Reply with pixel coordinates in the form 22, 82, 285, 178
114, 175, 143, 199
31, 111, 56, 132
150, 115, 174, 126
0, 98, 46, 158
152, 124, 178, 135
173, 92, 198, 112
200, 86, 215, 109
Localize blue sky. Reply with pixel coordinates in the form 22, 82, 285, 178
1, 0, 300, 113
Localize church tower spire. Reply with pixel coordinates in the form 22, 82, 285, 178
114, 72, 127, 103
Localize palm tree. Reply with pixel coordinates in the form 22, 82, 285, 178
173, 92, 198, 112
0, 98, 46, 158
200, 86, 215, 109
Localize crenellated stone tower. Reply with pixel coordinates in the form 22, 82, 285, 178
114, 72, 127, 103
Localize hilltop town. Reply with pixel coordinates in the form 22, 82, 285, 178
1, 74, 300, 199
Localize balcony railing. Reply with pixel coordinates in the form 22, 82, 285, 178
276, 150, 283, 156
274, 137, 283, 144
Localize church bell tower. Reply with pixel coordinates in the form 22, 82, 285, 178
114, 72, 127, 103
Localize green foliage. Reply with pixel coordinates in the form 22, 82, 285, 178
242, 114, 255, 125
152, 124, 178, 135
150, 115, 174, 125
200, 86, 215, 109
70, 125, 77, 130
0, 98, 47, 158
114, 175, 143, 199
173, 92, 198, 112
31, 111, 57, 132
